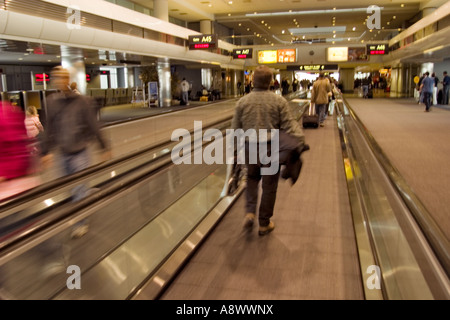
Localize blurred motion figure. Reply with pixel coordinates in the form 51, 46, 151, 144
0, 101, 40, 201
40, 66, 110, 238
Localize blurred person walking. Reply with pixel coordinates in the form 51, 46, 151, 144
432, 72, 439, 105
70, 81, 81, 95
311, 72, 332, 127
180, 78, 190, 105
0, 101, 40, 201
232, 65, 308, 236
420, 72, 434, 112
24, 105, 44, 164
40, 66, 110, 238
443, 71, 450, 105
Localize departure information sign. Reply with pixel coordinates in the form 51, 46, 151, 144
232, 48, 253, 59
367, 44, 389, 55
287, 64, 339, 71
35, 73, 49, 82
188, 34, 218, 50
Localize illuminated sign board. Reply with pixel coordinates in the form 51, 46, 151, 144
287, 64, 339, 71
188, 34, 218, 50
367, 44, 389, 55
232, 48, 253, 59
35, 74, 49, 82
277, 49, 296, 63
258, 50, 278, 64
327, 47, 368, 61
348, 47, 368, 61
327, 47, 348, 62
258, 49, 297, 64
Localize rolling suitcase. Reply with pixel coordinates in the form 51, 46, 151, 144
302, 103, 319, 128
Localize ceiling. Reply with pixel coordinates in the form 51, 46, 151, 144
0, 0, 448, 69
132, 0, 447, 45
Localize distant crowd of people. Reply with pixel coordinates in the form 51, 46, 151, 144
417, 71, 450, 112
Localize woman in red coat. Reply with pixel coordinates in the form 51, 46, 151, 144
0, 101, 40, 200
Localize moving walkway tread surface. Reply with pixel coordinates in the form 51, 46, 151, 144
160, 111, 364, 300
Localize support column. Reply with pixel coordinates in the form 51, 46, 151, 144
200, 20, 212, 34
232, 69, 239, 97
0, 73, 7, 91
157, 57, 172, 107
153, 0, 169, 22
339, 68, 355, 94
422, 7, 436, 17
202, 68, 212, 90
127, 67, 135, 88
60, 45, 86, 95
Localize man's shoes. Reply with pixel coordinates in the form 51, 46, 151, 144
320, 123, 325, 127
258, 221, 275, 236
243, 213, 255, 229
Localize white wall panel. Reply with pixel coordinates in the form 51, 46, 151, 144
111, 33, 132, 52
4, 12, 43, 38
91, 29, 114, 49
41, 19, 71, 43
68, 27, 96, 46
0, 10, 8, 34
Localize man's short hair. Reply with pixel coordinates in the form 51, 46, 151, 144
51, 66, 70, 79
253, 66, 273, 89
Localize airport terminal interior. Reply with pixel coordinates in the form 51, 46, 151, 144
0, 0, 449, 300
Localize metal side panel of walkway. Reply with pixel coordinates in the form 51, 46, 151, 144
160, 113, 364, 300
346, 97, 450, 242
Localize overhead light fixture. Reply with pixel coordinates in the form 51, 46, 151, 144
245, 7, 384, 17
288, 26, 346, 35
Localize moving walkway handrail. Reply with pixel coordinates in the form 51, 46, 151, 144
341, 96, 449, 277
335, 92, 449, 299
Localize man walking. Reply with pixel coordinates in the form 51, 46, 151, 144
180, 78, 190, 105
231, 65, 307, 236
420, 72, 434, 112
41, 66, 110, 237
443, 71, 450, 105
311, 72, 331, 127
